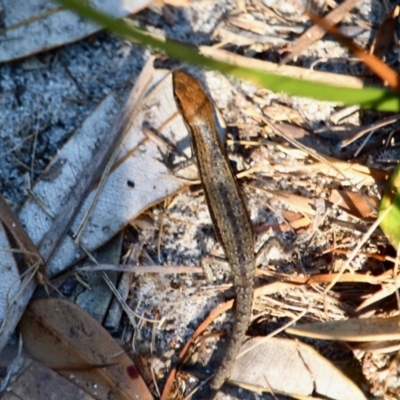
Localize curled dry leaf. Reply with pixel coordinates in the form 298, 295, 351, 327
229, 337, 366, 400
18, 298, 153, 400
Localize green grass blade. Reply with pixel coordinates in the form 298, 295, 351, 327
56, 0, 400, 111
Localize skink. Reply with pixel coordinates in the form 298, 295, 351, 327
172, 69, 255, 392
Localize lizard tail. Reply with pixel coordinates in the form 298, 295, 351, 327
210, 283, 253, 390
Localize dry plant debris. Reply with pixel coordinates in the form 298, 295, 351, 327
18, 298, 153, 399
1, 0, 400, 399
0, 0, 151, 62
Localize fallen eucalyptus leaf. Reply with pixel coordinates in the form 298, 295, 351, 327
230, 337, 366, 400
286, 316, 400, 342
19, 67, 186, 277
19, 298, 153, 400
2, 357, 93, 400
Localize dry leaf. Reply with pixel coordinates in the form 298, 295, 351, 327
0, 0, 151, 63
19, 68, 187, 278
297, 157, 386, 186
276, 122, 332, 156
286, 315, 400, 342
356, 276, 400, 311
2, 358, 93, 400
0, 65, 150, 353
281, 0, 360, 63
0, 221, 21, 323
370, 5, 400, 59
229, 337, 366, 400
329, 189, 378, 218
276, 210, 311, 232
0, 192, 44, 324
19, 298, 153, 400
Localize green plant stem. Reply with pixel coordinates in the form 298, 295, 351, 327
56, 0, 400, 111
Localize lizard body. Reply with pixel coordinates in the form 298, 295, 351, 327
172, 69, 255, 392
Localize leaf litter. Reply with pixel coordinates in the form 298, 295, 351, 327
1, 0, 400, 399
